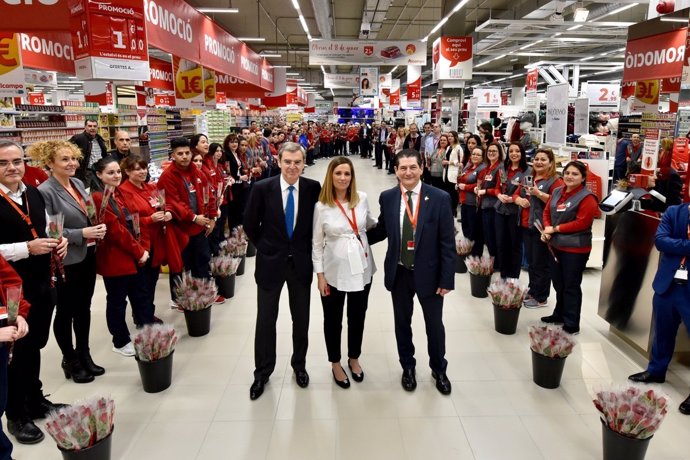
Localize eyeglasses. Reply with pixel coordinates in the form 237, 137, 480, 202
0, 159, 24, 168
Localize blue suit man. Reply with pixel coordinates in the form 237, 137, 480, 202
629, 203, 690, 415
368, 149, 455, 395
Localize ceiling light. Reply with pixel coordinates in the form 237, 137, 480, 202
273, 65, 291, 68
579, 56, 595, 61
660, 17, 688, 23
260, 53, 282, 58
291, 0, 300, 10
197, 8, 239, 13
238, 37, 265, 42
573, 7, 589, 22
320, 65, 325, 73
286, 72, 301, 76
330, 88, 335, 97
422, 0, 470, 41
594, 3, 638, 21
390, 66, 399, 74
567, 24, 583, 31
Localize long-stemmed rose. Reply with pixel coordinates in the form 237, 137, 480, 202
465, 255, 494, 276
45, 396, 114, 451
133, 324, 178, 362
46, 213, 66, 287
594, 385, 670, 440
528, 324, 576, 358
455, 237, 474, 256
487, 278, 526, 309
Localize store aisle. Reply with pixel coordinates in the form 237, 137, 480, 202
9, 155, 690, 460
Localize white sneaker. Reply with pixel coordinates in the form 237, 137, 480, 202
112, 342, 135, 357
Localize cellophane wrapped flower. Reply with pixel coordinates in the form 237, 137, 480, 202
46, 213, 66, 287
134, 324, 177, 362
209, 255, 242, 277
594, 385, 670, 440
487, 278, 526, 309
456, 237, 474, 256
528, 324, 576, 358
5, 285, 21, 324
174, 272, 217, 311
465, 255, 494, 276
45, 396, 114, 451
222, 226, 249, 257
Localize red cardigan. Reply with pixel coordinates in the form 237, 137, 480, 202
93, 190, 146, 277
0, 255, 30, 319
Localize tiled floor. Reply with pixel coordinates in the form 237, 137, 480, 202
10, 156, 690, 459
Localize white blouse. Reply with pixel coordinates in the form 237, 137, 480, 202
312, 191, 378, 292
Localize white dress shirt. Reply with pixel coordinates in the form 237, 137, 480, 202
280, 175, 299, 231
0, 182, 44, 262
312, 192, 377, 292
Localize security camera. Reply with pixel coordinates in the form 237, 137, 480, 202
361, 22, 371, 36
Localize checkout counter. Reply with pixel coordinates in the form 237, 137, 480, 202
597, 190, 690, 356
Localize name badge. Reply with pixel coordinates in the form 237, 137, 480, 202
485, 174, 493, 181
406, 241, 415, 251
557, 203, 567, 212
674, 267, 688, 284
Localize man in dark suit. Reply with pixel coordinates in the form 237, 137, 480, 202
359, 123, 372, 159
628, 203, 690, 415
368, 149, 455, 395
403, 123, 421, 151
374, 122, 390, 170
244, 142, 321, 400
68, 119, 107, 190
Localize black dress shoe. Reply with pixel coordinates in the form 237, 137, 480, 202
61, 359, 94, 384
628, 371, 665, 384
7, 417, 44, 444
431, 371, 452, 395
562, 325, 580, 335
401, 368, 417, 391
78, 352, 105, 376
348, 359, 364, 383
295, 370, 310, 388
27, 396, 69, 419
679, 394, 690, 415
332, 367, 350, 389
540, 315, 564, 324
249, 378, 269, 401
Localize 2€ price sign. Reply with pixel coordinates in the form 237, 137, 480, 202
586, 83, 619, 107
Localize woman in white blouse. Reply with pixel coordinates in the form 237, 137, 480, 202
312, 157, 377, 389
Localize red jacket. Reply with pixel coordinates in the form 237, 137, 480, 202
157, 163, 218, 238
202, 156, 228, 206
22, 165, 48, 188
0, 255, 30, 319
93, 190, 146, 277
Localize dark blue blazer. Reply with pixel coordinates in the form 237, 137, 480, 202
368, 182, 455, 298
653, 204, 690, 295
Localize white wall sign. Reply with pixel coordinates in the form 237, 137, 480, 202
324, 73, 359, 89
574, 98, 589, 135
467, 97, 478, 134
309, 40, 426, 66
475, 88, 500, 108
586, 82, 620, 107
546, 83, 569, 145
359, 67, 378, 97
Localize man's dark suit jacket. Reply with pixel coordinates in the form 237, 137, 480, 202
243, 174, 321, 289
653, 203, 690, 295
68, 131, 108, 182
403, 135, 421, 152
368, 182, 455, 298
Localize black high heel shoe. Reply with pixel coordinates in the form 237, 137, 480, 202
61, 359, 94, 384
332, 366, 350, 389
348, 359, 364, 383
78, 352, 105, 376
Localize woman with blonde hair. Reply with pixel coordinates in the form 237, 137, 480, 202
312, 157, 377, 389
29, 141, 107, 383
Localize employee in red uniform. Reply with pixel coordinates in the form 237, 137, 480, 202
457, 147, 486, 257
540, 161, 598, 334
202, 143, 230, 256
21, 164, 48, 188
476, 142, 504, 266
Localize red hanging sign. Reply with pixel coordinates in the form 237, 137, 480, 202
19, 32, 75, 75
28, 93, 45, 105
143, 0, 202, 62
154, 94, 175, 106
4, 0, 71, 32
148, 57, 174, 91
623, 28, 687, 82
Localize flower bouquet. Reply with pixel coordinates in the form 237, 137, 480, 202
528, 324, 577, 389
148, 189, 166, 232
47, 213, 66, 288
222, 226, 249, 275
465, 255, 494, 298
594, 385, 670, 460
209, 255, 242, 298
454, 237, 474, 274
5, 285, 21, 362
45, 396, 114, 459
134, 325, 178, 393
488, 279, 526, 335
96, 185, 115, 225
174, 272, 217, 337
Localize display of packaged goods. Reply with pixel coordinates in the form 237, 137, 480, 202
0, 113, 15, 128
0, 98, 15, 110
60, 101, 99, 114
20, 128, 82, 145
14, 104, 65, 113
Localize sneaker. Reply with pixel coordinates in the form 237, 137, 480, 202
524, 298, 548, 309
112, 342, 135, 357
215, 295, 226, 304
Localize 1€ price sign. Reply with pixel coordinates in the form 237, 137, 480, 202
634, 79, 659, 105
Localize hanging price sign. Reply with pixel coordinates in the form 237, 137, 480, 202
172, 56, 204, 108
476, 87, 500, 107
634, 79, 660, 105
586, 83, 619, 107
154, 94, 175, 107
69, 0, 149, 81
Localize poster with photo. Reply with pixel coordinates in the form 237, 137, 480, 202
359, 67, 379, 97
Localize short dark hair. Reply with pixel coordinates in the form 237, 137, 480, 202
94, 156, 118, 174
170, 137, 190, 152
395, 149, 422, 168
121, 154, 148, 173
423, 122, 432, 128
85, 118, 98, 126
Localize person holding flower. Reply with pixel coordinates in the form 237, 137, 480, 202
313, 157, 377, 389
203, 142, 231, 256
93, 157, 150, 357
457, 148, 486, 257
540, 161, 598, 334
224, 134, 248, 230
476, 142, 504, 266
31, 140, 107, 384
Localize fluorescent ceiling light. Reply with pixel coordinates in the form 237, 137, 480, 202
260, 54, 281, 58
660, 17, 688, 23
594, 3, 638, 21
573, 7, 589, 22
286, 72, 301, 76
422, 0, 469, 41
238, 37, 265, 42
320, 65, 325, 73
567, 25, 583, 31
291, 0, 300, 10
273, 65, 291, 68
197, 8, 239, 13
579, 56, 595, 62
429, 17, 448, 35
330, 88, 335, 96
390, 66, 399, 74
519, 40, 542, 50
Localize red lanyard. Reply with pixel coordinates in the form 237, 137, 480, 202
400, 185, 421, 230
0, 188, 38, 239
681, 224, 690, 266
335, 200, 359, 237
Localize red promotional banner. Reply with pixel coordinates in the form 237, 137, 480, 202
236, 43, 262, 88
660, 76, 681, 93
19, 32, 75, 75
144, 0, 202, 62
4, 0, 71, 32
215, 73, 266, 98
620, 80, 636, 99
390, 85, 400, 107
260, 59, 274, 92
407, 77, 421, 105
526, 68, 538, 91
215, 92, 226, 105
148, 57, 174, 91
154, 94, 175, 106
623, 28, 687, 82
70, 0, 150, 80
199, 17, 241, 77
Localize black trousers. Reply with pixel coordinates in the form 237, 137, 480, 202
481, 208, 499, 268
170, 232, 212, 301
321, 283, 371, 363
461, 204, 484, 257
227, 187, 248, 230
254, 258, 311, 381
524, 228, 551, 302
495, 212, 523, 279
443, 181, 458, 217
334, 139, 345, 156
209, 204, 228, 256
7, 283, 55, 420
0, 347, 13, 460
54, 247, 96, 360
391, 266, 447, 374
360, 140, 370, 157
385, 148, 394, 172
103, 265, 153, 348
549, 249, 590, 329
374, 143, 384, 168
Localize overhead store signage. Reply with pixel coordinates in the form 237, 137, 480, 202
324, 73, 359, 89
407, 65, 421, 108
28, 92, 45, 105
70, 0, 150, 81
660, 76, 681, 92
25, 70, 58, 88
309, 40, 426, 66
525, 68, 539, 112
84, 80, 113, 107
261, 60, 274, 92
172, 56, 204, 108
0, 33, 26, 97
623, 28, 687, 82
476, 87, 500, 108
545, 83, 569, 145
144, 0, 201, 62
390, 79, 400, 109
148, 57, 174, 91
199, 17, 240, 78
432, 36, 473, 82
154, 94, 175, 106
526, 69, 538, 92
574, 98, 589, 135
304, 93, 316, 113
19, 32, 75, 75
379, 72, 391, 88
4, 0, 70, 31
359, 67, 378, 97
236, 43, 262, 88
586, 82, 619, 107
215, 73, 266, 97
